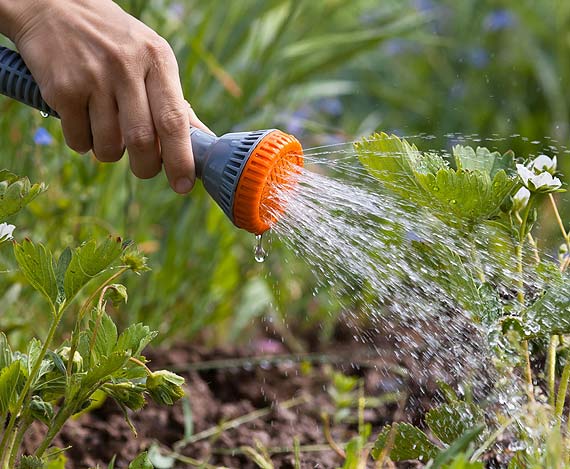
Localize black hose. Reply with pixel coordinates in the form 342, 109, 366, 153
0, 46, 58, 117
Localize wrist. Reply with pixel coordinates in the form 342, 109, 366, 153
0, 0, 49, 43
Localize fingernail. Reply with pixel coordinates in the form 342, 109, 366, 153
175, 177, 194, 194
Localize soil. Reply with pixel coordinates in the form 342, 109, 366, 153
22, 329, 444, 469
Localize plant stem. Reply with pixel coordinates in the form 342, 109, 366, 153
7, 413, 32, 468
322, 413, 345, 459
0, 305, 62, 466
129, 356, 152, 375
549, 193, 570, 272
548, 336, 559, 408
34, 404, 75, 458
555, 360, 570, 426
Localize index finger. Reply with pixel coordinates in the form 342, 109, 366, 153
145, 47, 194, 194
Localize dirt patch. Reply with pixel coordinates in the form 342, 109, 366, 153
23, 333, 439, 468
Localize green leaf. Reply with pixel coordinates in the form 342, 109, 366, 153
14, 239, 58, 308
0, 170, 46, 222
82, 351, 130, 389
103, 381, 146, 411
30, 395, 54, 425
453, 146, 515, 179
129, 451, 154, 469
90, 310, 118, 361
0, 332, 13, 369
105, 284, 128, 306
442, 452, 484, 469
146, 370, 185, 406
64, 236, 123, 302
55, 248, 72, 303
426, 403, 485, 446
371, 423, 439, 462
115, 323, 157, 357
524, 275, 570, 337
0, 360, 23, 414
431, 425, 485, 468
18, 455, 44, 469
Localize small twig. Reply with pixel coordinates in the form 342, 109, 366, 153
322, 413, 346, 459
173, 395, 308, 450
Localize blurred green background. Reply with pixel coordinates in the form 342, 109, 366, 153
1, 0, 569, 349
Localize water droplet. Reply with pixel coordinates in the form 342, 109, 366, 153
40, 111, 49, 118
254, 234, 267, 263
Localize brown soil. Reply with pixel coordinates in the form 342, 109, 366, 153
23, 333, 440, 469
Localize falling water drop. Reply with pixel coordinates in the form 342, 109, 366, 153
40, 111, 49, 118
254, 234, 267, 263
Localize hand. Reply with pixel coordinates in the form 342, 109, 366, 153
0, 0, 211, 193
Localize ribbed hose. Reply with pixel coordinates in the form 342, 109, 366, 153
0, 46, 58, 117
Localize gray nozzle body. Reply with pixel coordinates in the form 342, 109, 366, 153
0, 45, 275, 226
190, 128, 275, 223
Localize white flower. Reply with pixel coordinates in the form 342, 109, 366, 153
513, 186, 530, 211
516, 164, 562, 193
529, 154, 557, 174
0, 223, 15, 242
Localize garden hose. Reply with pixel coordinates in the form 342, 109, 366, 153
0, 46, 304, 234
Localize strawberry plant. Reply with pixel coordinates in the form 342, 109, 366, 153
356, 133, 570, 466
0, 170, 185, 468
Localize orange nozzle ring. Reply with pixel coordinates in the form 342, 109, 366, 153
233, 130, 303, 234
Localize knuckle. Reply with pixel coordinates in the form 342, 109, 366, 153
145, 36, 172, 59
94, 143, 124, 162
156, 108, 187, 136
125, 125, 156, 153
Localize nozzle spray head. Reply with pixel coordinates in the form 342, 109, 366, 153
191, 128, 303, 234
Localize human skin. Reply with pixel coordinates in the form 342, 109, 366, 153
0, 0, 212, 194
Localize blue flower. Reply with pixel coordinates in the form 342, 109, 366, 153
33, 127, 53, 146
484, 9, 516, 31
467, 47, 489, 68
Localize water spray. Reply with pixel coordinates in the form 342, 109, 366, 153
0, 46, 304, 235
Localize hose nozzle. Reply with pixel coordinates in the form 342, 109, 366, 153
191, 128, 303, 234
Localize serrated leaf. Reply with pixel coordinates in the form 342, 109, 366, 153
0, 360, 23, 415
26, 338, 43, 377
55, 247, 72, 303
371, 422, 439, 462
14, 239, 58, 308
453, 146, 514, 179
82, 351, 130, 389
0, 171, 46, 222
431, 425, 485, 468
426, 403, 485, 445
0, 332, 13, 369
103, 381, 146, 411
18, 455, 44, 469
129, 451, 154, 469
90, 309, 118, 361
115, 323, 157, 357
105, 284, 128, 306
64, 237, 123, 302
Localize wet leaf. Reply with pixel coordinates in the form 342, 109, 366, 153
426, 402, 485, 445
431, 425, 485, 468
371, 422, 439, 462
524, 275, 570, 337
442, 452, 484, 468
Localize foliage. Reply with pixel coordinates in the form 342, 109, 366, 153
0, 173, 184, 468
357, 133, 570, 466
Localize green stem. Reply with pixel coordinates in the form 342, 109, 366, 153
549, 194, 570, 272
555, 360, 570, 426
7, 412, 32, 468
548, 336, 559, 408
34, 404, 75, 458
0, 305, 62, 466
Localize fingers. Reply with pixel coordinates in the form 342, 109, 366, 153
59, 103, 92, 154
116, 80, 161, 179
145, 50, 194, 194
89, 95, 124, 162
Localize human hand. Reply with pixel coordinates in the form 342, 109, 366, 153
0, 0, 211, 193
